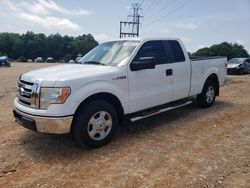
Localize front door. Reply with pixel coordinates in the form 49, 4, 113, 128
128, 40, 173, 113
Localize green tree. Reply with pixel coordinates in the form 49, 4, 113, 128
0, 31, 98, 61
192, 42, 249, 60
0, 33, 15, 57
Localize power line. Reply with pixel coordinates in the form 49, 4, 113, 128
143, 0, 159, 14
144, 0, 177, 20
144, 0, 163, 16
143, 0, 193, 28
138, 0, 145, 6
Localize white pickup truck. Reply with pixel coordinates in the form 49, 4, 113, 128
13, 38, 227, 148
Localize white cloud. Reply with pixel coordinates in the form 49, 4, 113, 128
1, 0, 88, 32
94, 33, 108, 41
197, 44, 206, 49
236, 40, 245, 45
236, 40, 250, 54
94, 33, 110, 42
176, 22, 200, 30
159, 28, 171, 34
2, 0, 19, 11
3, 0, 91, 16
20, 1, 49, 15
180, 37, 192, 43
19, 13, 80, 30
35, 0, 91, 16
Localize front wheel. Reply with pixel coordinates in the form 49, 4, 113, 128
197, 81, 216, 108
71, 100, 118, 148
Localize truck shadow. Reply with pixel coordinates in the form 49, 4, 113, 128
124, 100, 232, 133
20, 100, 233, 161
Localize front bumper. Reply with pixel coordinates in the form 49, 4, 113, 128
227, 68, 243, 74
0, 62, 10, 67
13, 107, 73, 134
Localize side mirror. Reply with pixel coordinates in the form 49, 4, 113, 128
130, 57, 155, 71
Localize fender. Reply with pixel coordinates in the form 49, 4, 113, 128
69, 80, 129, 115
190, 64, 219, 96
203, 66, 219, 84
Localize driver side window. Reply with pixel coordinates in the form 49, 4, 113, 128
134, 41, 167, 64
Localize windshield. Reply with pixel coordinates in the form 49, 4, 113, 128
79, 41, 139, 66
228, 58, 245, 64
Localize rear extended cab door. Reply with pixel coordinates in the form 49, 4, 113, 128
163, 40, 191, 101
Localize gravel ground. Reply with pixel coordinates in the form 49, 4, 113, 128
0, 63, 250, 188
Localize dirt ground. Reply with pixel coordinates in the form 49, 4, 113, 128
0, 63, 249, 188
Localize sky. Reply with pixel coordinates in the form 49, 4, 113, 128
0, 0, 249, 53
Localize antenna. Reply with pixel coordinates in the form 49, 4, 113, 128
120, 3, 142, 38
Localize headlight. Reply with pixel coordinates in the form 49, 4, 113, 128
40, 87, 71, 109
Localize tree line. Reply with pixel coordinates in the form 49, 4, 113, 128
0, 31, 98, 62
0, 31, 249, 62
190, 42, 249, 60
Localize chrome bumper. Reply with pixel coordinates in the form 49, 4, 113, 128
13, 107, 73, 134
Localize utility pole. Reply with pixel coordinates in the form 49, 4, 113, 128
120, 3, 142, 38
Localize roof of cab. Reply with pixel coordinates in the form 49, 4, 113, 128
103, 37, 181, 43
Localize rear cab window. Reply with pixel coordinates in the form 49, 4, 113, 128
163, 40, 186, 63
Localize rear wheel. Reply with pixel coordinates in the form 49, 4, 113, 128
197, 81, 216, 108
71, 100, 118, 148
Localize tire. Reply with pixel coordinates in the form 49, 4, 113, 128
71, 100, 118, 148
197, 80, 216, 108
238, 68, 244, 75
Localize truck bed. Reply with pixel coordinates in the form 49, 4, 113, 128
189, 56, 227, 96
191, 56, 226, 61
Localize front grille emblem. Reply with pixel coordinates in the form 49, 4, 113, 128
19, 87, 25, 95
17, 79, 40, 108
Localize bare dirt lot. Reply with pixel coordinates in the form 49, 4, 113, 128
0, 63, 250, 188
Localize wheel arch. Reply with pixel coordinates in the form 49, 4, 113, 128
72, 92, 125, 131
205, 73, 219, 96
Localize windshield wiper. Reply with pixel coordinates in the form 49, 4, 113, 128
84, 61, 105, 66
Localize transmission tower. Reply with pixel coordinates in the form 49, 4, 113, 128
119, 3, 142, 38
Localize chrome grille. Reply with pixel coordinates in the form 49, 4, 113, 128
17, 79, 39, 108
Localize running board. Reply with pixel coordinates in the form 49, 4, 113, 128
130, 101, 192, 122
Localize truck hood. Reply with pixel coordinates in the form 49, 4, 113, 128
21, 64, 114, 85
227, 64, 240, 68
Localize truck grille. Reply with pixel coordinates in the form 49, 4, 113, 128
17, 79, 39, 108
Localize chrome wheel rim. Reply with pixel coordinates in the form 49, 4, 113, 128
206, 86, 215, 103
87, 111, 112, 141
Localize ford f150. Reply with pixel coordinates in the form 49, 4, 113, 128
13, 38, 227, 148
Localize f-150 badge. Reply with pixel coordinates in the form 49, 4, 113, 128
112, 76, 127, 80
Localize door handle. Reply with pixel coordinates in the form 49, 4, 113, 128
166, 69, 173, 76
